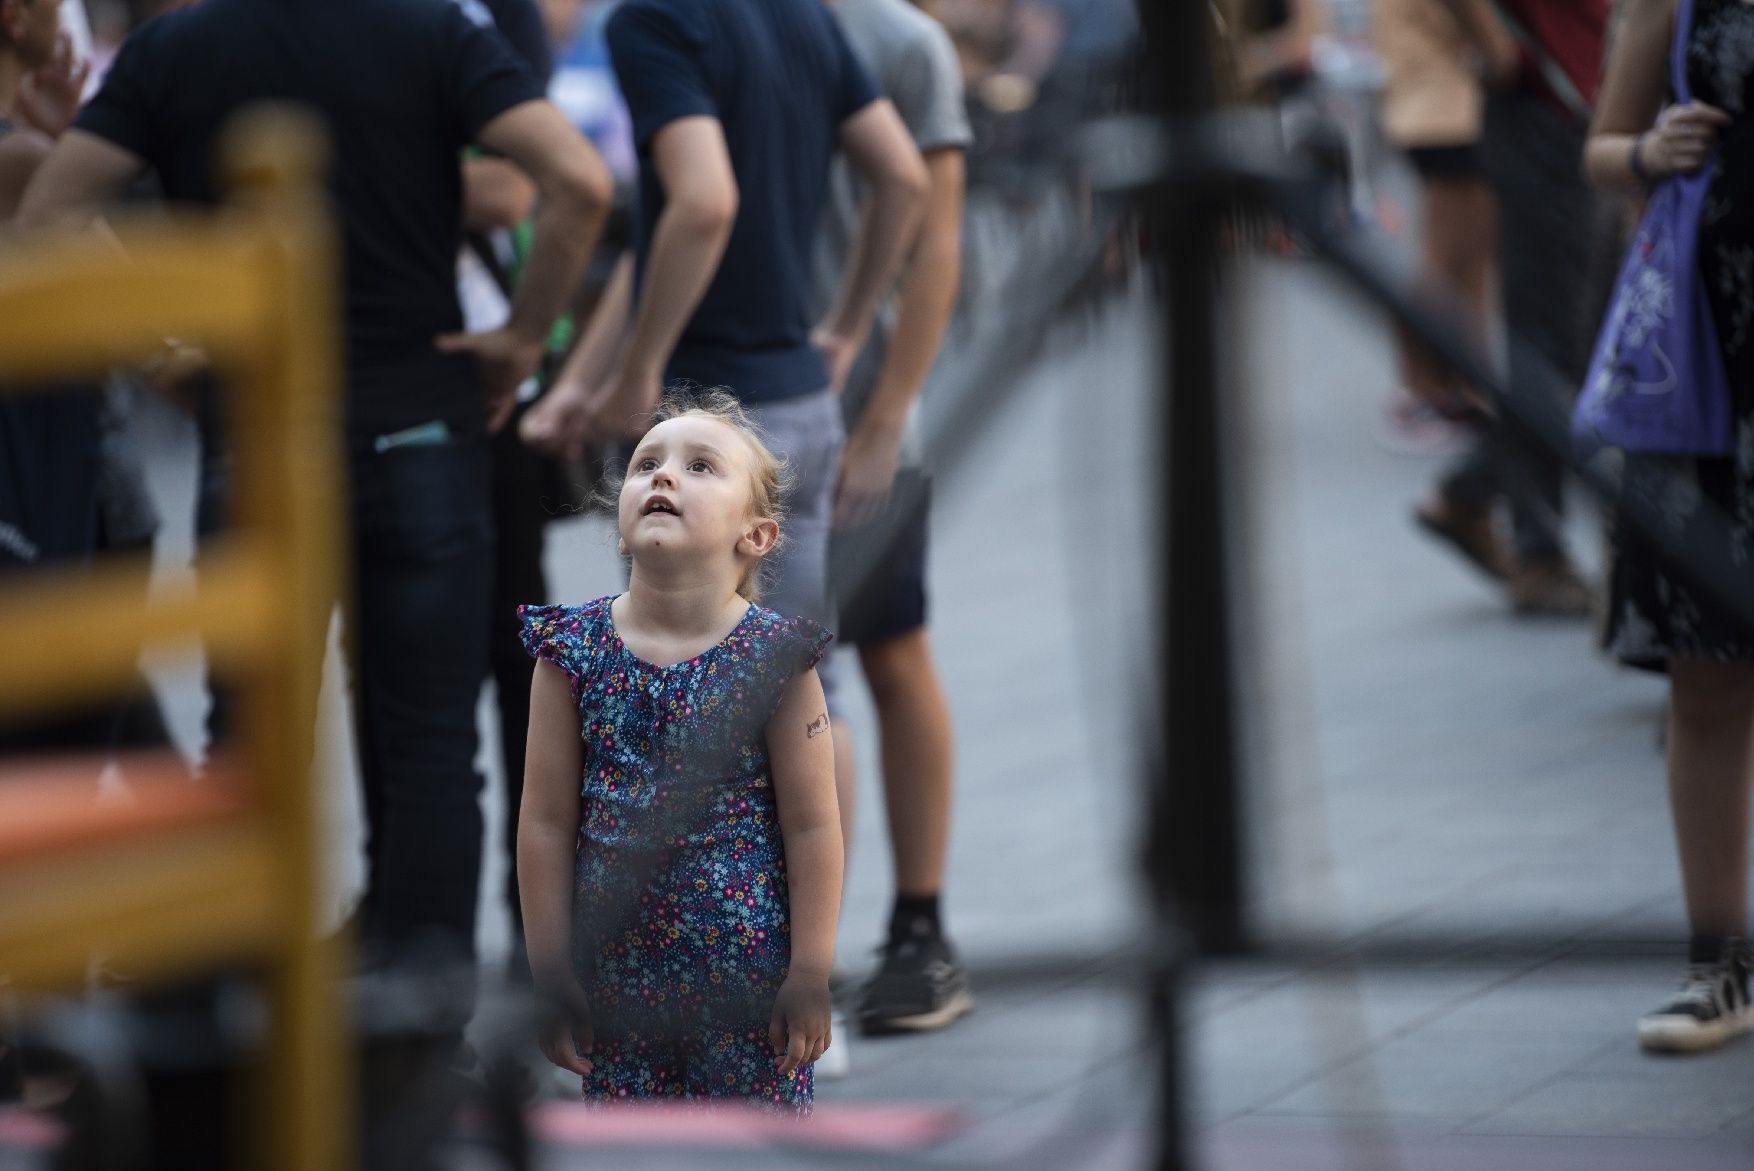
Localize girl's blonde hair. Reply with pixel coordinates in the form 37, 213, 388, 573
622, 388, 790, 602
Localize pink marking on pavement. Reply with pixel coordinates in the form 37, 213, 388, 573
531, 1101, 963, 1150
0, 1107, 66, 1149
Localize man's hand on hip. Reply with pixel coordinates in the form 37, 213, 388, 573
435, 327, 545, 432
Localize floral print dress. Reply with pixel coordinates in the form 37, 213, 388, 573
1609, 0, 1754, 668
519, 596, 831, 1113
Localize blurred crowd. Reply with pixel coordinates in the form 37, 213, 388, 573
1212, 0, 1754, 1055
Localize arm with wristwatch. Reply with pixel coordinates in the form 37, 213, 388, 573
1432, 0, 1727, 192
1585, 0, 1729, 192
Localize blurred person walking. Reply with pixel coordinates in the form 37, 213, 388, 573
936, 0, 1066, 321
1586, 0, 1753, 1054
17, 0, 612, 972
520, 0, 929, 727
542, 0, 637, 184
1372, 0, 1495, 457
1413, 0, 1607, 615
811, 0, 975, 1037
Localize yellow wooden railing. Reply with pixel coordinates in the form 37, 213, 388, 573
0, 107, 349, 1171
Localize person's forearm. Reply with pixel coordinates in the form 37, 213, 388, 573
618, 198, 734, 379
14, 132, 142, 231
463, 156, 538, 232
517, 818, 580, 988
554, 252, 633, 391
782, 822, 843, 976
508, 180, 609, 346
821, 180, 927, 349
1586, 131, 1653, 192
862, 215, 960, 430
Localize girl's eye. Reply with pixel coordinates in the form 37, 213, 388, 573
636, 458, 658, 472
688, 460, 713, 474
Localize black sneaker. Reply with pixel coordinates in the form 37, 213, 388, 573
857, 935, 974, 1035
1637, 943, 1753, 1053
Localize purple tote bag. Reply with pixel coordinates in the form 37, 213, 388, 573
1572, 0, 1734, 457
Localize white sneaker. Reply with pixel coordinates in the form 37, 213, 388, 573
1638, 944, 1753, 1054
813, 1010, 851, 1080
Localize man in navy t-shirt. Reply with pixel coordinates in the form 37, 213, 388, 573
18, 0, 612, 967
523, 0, 929, 711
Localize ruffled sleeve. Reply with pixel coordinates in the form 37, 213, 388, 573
748, 611, 833, 721
517, 602, 597, 696
781, 615, 834, 676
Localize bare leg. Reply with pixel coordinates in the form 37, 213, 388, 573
1403, 172, 1497, 414
853, 628, 971, 1033
1435, 176, 1497, 356
859, 629, 955, 897
1667, 656, 1754, 938
1414, 173, 1511, 580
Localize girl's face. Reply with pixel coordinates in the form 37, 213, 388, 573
619, 416, 774, 575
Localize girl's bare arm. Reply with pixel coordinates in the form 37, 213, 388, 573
767, 667, 843, 976
518, 659, 592, 1072
765, 666, 843, 1073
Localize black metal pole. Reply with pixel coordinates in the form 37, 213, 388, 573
1150, 28, 1249, 963
1138, 4, 1248, 1171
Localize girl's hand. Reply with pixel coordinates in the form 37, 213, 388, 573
536, 981, 595, 1076
1642, 101, 1732, 177
768, 971, 832, 1076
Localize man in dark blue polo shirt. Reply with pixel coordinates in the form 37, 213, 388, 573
19, 0, 612, 966
523, 0, 929, 719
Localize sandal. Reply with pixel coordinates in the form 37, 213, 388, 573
1413, 500, 1512, 583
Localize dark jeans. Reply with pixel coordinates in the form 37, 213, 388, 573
349, 430, 494, 959
487, 404, 549, 954
1441, 91, 1603, 563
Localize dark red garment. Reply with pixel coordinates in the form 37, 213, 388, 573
1500, 0, 1610, 113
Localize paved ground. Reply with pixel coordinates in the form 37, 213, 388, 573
1196, 259, 1754, 1169
121, 254, 1754, 1167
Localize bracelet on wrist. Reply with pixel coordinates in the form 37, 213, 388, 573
1630, 132, 1653, 185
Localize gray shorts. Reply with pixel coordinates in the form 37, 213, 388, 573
745, 389, 845, 714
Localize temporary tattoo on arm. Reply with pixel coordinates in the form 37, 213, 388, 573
805, 712, 831, 739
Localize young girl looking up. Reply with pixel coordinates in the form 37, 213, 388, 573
517, 391, 842, 1113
